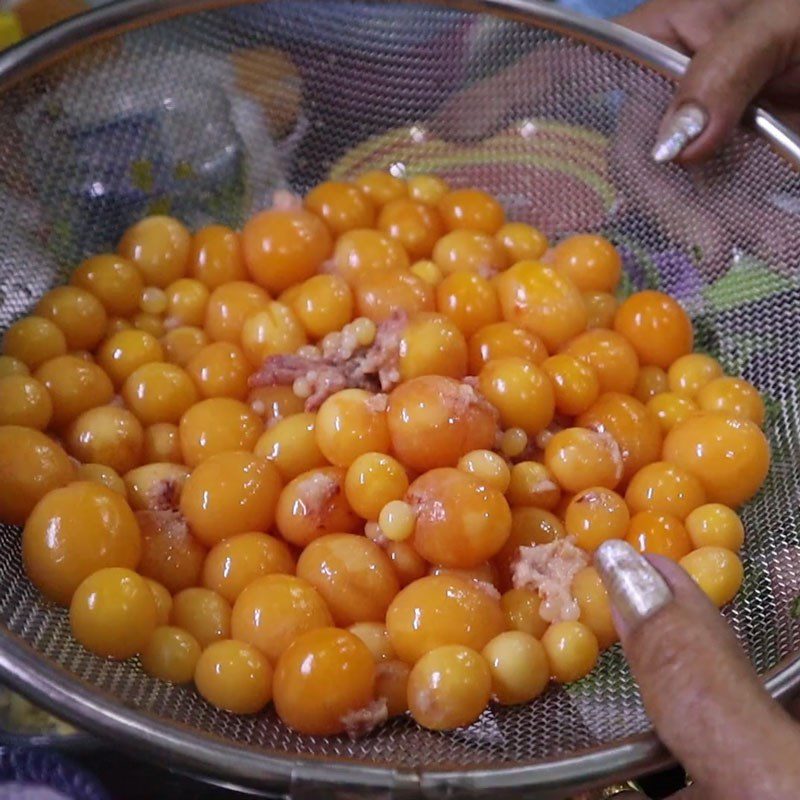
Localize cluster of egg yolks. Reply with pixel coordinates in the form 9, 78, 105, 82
0, 175, 769, 739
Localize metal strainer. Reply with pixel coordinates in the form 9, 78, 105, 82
2, 1, 800, 796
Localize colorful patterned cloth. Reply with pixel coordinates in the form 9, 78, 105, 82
331, 121, 616, 236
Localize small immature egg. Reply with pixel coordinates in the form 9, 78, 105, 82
23, 481, 141, 606
482, 631, 550, 705
179, 451, 283, 547
76, 463, 127, 496
146, 580, 173, 625
178, 397, 262, 467
202, 532, 295, 604
500, 427, 528, 459
171, 587, 231, 648
0, 375, 53, 429
195, 639, 273, 714
0, 427, 74, 525
680, 546, 744, 607
541, 621, 599, 684
407, 645, 492, 730
2, 316, 67, 370
70, 567, 157, 659
273, 627, 376, 735
141, 626, 201, 683
118, 216, 191, 288
457, 449, 511, 493
379, 501, 416, 542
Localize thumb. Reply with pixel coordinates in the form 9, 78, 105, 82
652, 2, 793, 163
594, 540, 800, 799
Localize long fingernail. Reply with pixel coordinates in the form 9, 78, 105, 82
595, 541, 672, 630
651, 102, 708, 163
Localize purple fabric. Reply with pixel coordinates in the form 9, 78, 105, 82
0, 751, 108, 800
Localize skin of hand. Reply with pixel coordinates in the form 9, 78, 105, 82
595, 540, 800, 800
618, 0, 800, 162
613, 0, 800, 273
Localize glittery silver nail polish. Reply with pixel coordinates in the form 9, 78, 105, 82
595, 540, 673, 630
652, 103, 708, 163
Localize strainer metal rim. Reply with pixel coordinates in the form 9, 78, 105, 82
2, 1, 800, 794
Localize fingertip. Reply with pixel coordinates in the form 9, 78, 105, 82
673, 114, 736, 163
651, 94, 743, 164
651, 102, 709, 164
594, 540, 673, 638
652, 7, 784, 165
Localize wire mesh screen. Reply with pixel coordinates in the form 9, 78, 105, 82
1, 0, 800, 780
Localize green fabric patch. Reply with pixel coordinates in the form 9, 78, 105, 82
704, 258, 793, 312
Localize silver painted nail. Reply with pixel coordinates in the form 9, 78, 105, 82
595, 540, 673, 630
652, 103, 708, 163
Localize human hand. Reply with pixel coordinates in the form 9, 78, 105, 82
618, 0, 800, 162
437, 0, 800, 161
433, 2, 800, 274
594, 540, 800, 800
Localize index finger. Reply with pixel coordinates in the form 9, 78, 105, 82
615, 0, 690, 53
595, 540, 800, 798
